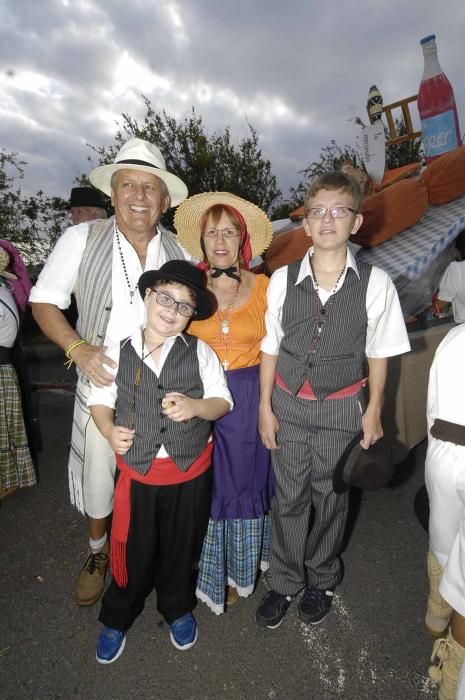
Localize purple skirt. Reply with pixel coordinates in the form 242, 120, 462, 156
210, 364, 274, 521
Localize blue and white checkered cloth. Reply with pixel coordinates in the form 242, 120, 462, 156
356, 196, 465, 281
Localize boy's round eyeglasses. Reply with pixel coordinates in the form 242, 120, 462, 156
150, 289, 197, 318
307, 206, 358, 219
201, 228, 241, 238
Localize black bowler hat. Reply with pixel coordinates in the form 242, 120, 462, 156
69, 187, 106, 209
138, 260, 217, 321
332, 432, 395, 494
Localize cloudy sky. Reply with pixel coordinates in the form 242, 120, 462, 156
1, 0, 464, 202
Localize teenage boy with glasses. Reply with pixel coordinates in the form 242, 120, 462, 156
256, 171, 410, 629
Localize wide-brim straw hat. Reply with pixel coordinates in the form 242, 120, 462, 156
89, 138, 188, 207
174, 192, 273, 260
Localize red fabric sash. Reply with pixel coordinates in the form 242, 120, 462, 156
110, 443, 213, 587
275, 372, 366, 400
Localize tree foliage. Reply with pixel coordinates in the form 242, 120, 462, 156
0, 150, 68, 266
87, 97, 282, 222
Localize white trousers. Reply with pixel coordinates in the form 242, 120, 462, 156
426, 436, 465, 617
68, 378, 116, 519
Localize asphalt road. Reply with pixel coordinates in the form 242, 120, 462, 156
0, 343, 438, 699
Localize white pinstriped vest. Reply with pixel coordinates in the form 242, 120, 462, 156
276, 260, 371, 400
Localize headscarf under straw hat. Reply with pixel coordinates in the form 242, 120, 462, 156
174, 192, 273, 264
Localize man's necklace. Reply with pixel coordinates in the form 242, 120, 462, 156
115, 222, 138, 304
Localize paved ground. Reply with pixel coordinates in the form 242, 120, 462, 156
0, 343, 438, 699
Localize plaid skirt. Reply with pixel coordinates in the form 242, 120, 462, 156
195, 512, 271, 615
0, 364, 36, 491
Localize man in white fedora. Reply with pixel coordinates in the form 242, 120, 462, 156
30, 138, 192, 606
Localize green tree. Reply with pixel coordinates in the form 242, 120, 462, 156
0, 150, 68, 265
270, 141, 362, 219
87, 98, 281, 223
385, 118, 424, 170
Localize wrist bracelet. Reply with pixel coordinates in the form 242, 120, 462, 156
64, 339, 88, 369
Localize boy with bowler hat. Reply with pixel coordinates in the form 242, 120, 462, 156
256, 171, 410, 629
88, 260, 232, 663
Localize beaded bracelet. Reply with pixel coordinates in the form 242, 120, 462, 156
64, 338, 88, 369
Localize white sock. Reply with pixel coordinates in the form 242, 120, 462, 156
89, 533, 108, 554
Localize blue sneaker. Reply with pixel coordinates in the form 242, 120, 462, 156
96, 626, 126, 664
169, 613, 198, 650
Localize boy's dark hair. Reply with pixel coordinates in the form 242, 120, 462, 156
455, 229, 465, 261
151, 279, 197, 303
304, 171, 363, 215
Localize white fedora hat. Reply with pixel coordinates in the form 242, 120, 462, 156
88, 137, 188, 207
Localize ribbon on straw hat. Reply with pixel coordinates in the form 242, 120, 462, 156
174, 192, 273, 261
89, 138, 188, 207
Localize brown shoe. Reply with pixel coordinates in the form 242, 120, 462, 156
75, 542, 109, 606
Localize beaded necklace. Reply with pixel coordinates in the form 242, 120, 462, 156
307, 254, 346, 354
216, 281, 240, 370
114, 222, 138, 304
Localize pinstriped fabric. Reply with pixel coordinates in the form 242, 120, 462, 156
75, 218, 113, 353
276, 262, 371, 398
269, 385, 364, 595
115, 335, 211, 474
68, 378, 92, 512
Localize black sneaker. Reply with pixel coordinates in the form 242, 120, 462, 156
256, 590, 292, 629
298, 586, 334, 625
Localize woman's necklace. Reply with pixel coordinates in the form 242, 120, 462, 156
115, 222, 138, 304
307, 254, 346, 354
216, 281, 240, 370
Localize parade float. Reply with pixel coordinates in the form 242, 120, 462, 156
263, 35, 464, 451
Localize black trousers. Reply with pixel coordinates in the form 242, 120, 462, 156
99, 467, 211, 631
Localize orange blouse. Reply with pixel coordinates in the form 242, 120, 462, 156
189, 274, 269, 370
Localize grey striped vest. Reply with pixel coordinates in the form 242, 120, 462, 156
276, 261, 371, 400
115, 335, 211, 475
74, 216, 188, 381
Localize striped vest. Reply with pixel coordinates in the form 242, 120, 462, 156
276, 261, 371, 400
74, 216, 188, 380
114, 335, 211, 475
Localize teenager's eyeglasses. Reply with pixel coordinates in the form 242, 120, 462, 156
149, 289, 197, 318
201, 228, 240, 238
307, 206, 358, 219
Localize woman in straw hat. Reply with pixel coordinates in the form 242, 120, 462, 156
0, 244, 36, 499
174, 192, 274, 614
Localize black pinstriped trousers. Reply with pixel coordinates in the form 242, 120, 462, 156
269, 385, 363, 596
